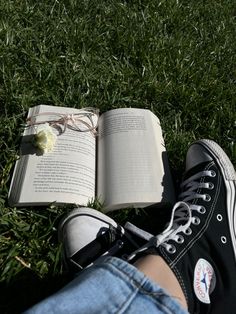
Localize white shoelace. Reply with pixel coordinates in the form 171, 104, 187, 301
126, 170, 215, 261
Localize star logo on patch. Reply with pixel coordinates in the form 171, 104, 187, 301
193, 258, 216, 304
201, 272, 208, 292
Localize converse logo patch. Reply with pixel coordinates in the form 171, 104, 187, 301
193, 258, 216, 304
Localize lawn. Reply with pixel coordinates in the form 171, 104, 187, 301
0, 0, 235, 313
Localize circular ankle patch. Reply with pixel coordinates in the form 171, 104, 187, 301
193, 258, 216, 304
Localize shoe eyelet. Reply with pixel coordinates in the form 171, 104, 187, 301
122, 254, 129, 260
199, 206, 206, 214
221, 236, 227, 244
217, 214, 223, 222
210, 170, 216, 177
192, 217, 201, 225
116, 240, 124, 248
205, 194, 211, 202
176, 235, 184, 244
184, 227, 192, 235
167, 245, 176, 254
208, 182, 214, 190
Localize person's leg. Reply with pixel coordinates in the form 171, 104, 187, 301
127, 139, 236, 313
25, 209, 188, 314
134, 255, 188, 310
24, 256, 188, 314
57, 207, 188, 311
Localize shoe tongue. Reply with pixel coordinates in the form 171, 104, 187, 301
183, 161, 210, 180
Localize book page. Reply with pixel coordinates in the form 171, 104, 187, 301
97, 108, 175, 211
9, 105, 96, 206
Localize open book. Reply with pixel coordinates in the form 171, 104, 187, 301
9, 105, 175, 212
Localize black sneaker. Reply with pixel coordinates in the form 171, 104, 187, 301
127, 139, 236, 313
58, 207, 146, 272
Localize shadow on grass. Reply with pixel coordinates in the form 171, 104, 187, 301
0, 269, 71, 314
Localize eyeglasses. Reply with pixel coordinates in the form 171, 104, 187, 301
26, 107, 99, 135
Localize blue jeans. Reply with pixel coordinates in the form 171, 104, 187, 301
25, 256, 188, 314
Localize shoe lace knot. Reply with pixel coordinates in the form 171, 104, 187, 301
126, 169, 215, 260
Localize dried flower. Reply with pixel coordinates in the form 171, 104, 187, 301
34, 123, 57, 153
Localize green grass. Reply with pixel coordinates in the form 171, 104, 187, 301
0, 0, 235, 312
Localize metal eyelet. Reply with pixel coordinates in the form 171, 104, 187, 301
122, 254, 129, 260
192, 217, 201, 225
176, 235, 184, 244
221, 236, 227, 244
184, 227, 192, 235
208, 182, 214, 190
205, 194, 211, 202
167, 245, 176, 254
210, 170, 216, 177
217, 214, 223, 222
199, 206, 206, 214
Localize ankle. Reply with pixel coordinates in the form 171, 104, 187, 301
134, 255, 188, 311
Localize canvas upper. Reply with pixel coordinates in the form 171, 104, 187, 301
127, 139, 236, 314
